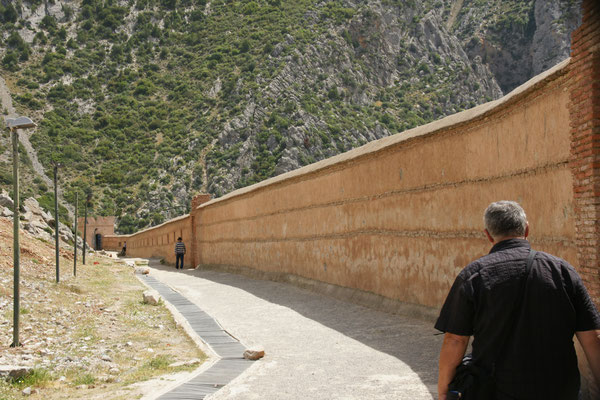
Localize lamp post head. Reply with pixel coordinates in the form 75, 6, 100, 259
6, 117, 36, 130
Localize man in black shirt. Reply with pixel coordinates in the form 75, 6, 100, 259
436, 201, 600, 399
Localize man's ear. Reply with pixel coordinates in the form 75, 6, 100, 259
484, 229, 495, 244
524, 223, 529, 239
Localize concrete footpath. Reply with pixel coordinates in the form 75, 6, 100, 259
146, 260, 443, 400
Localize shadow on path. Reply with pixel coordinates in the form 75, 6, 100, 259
150, 260, 442, 397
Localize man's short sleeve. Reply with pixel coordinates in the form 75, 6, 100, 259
572, 272, 600, 332
435, 272, 475, 336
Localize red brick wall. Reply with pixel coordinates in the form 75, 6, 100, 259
569, 1, 600, 398
569, 0, 600, 304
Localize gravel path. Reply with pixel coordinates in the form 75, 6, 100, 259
147, 260, 443, 400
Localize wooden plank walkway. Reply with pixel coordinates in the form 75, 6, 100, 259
141, 275, 254, 399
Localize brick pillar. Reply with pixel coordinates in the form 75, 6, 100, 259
189, 193, 212, 268
569, 3, 600, 397
569, 0, 600, 304
191, 193, 212, 211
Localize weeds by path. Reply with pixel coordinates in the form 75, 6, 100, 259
0, 216, 205, 399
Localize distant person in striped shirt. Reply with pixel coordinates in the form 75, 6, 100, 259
175, 237, 186, 269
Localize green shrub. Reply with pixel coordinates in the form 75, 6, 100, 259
0, 167, 13, 185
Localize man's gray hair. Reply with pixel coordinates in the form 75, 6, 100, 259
484, 201, 528, 239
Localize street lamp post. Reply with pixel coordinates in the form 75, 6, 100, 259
83, 193, 91, 265
74, 192, 78, 277
53, 163, 61, 283
6, 117, 36, 348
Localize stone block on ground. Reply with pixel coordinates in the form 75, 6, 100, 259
40, 209, 53, 224
134, 267, 150, 275
58, 223, 74, 242
134, 260, 149, 266
22, 211, 34, 222
24, 220, 46, 231
143, 290, 161, 305
0, 190, 13, 209
243, 348, 265, 360
1, 206, 13, 217
22, 198, 40, 214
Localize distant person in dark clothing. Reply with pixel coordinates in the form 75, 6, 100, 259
175, 237, 186, 269
119, 242, 127, 256
436, 201, 600, 400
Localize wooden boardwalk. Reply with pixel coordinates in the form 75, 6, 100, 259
141, 275, 254, 399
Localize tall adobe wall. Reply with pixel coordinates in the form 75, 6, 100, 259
102, 194, 212, 266
121, 215, 193, 266
103, 1, 599, 316
192, 0, 599, 312
195, 60, 575, 310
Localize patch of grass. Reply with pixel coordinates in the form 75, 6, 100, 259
121, 354, 174, 384
88, 277, 114, 288
146, 354, 173, 370
0, 380, 19, 400
124, 297, 144, 316
8, 368, 54, 389
0, 250, 206, 399
72, 372, 95, 386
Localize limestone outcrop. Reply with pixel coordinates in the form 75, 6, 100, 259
0, 191, 83, 248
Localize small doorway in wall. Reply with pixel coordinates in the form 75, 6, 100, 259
95, 234, 102, 250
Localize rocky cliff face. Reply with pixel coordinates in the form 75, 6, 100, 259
0, 0, 582, 231
447, 0, 581, 93
208, 1, 505, 194
207, 0, 580, 195
531, 0, 581, 76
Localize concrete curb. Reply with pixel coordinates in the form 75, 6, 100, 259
133, 261, 256, 400
135, 273, 220, 400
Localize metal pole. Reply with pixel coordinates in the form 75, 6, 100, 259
11, 128, 20, 347
54, 165, 59, 283
74, 193, 78, 277
83, 198, 88, 265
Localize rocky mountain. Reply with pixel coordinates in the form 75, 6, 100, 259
0, 0, 581, 233
447, 0, 581, 93
0, 188, 82, 246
